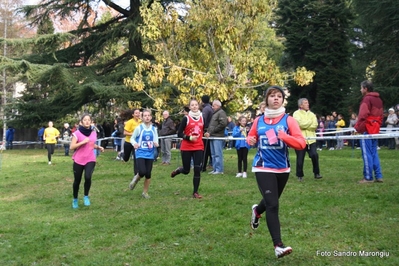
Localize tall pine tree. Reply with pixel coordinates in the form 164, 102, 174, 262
275, 0, 353, 117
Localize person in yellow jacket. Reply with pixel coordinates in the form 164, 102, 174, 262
43, 121, 60, 165
293, 98, 322, 181
122, 109, 142, 175
335, 114, 346, 149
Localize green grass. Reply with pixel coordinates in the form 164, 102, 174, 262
0, 146, 398, 265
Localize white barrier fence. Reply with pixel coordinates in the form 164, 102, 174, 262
2, 127, 399, 150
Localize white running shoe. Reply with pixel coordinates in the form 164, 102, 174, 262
141, 192, 150, 199
275, 244, 292, 258
242, 172, 247, 178
236, 173, 243, 178
250, 204, 260, 230
129, 174, 141, 190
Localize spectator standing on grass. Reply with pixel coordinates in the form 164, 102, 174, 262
159, 110, 176, 165
293, 98, 322, 181
335, 114, 345, 150
70, 114, 104, 209
316, 116, 325, 150
152, 117, 161, 162
205, 100, 228, 175
385, 108, 398, 150
226, 116, 235, 150
326, 115, 336, 150
123, 109, 142, 175
354, 80, 384, 184
170, 99, 205, 198
349, 113, 359, 149
128, 109, 159, 199
111, 117, 124, 160
201, 95, 213, 172
38, 126, 45, 148
5, 126, 15, 150
43, 121, 60, 165
232, 116, 250, 178
247, 86, 305, 259
61, 123, 72, 156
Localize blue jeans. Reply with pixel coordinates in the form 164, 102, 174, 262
64, 144, 70, 156
210, 139, 225, 173
360, 135, 382, 180
6, 141, 13, 150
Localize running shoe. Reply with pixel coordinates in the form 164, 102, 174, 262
274, 243, 292, 258
250, 204, 261, 230
72, 198, 78, 209
242, 172, 247, 178
141, 192, 150, 199
83, 196, 91, 206
193, 192, 202, 199
171, 167, 181, 178
129, 174, 141, 190
236, 173, 243, 178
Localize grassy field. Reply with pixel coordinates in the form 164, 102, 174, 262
0, 146, 398, 266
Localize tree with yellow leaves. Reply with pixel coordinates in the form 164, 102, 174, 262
124, 0, 314, 115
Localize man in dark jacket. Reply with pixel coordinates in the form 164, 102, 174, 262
201, 95, 213, 172
354, 80, 384, 183
205, 100, 228, 174
159, 110, 176, 165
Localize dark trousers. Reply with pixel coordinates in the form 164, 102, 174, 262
123, 142, 137, 175
295, 142, 320, 177
201, 138, 211, 171
6, 141, 13, 150
255, 172, 289, 246
236, 148, 248, 172
73, 161, 95, 198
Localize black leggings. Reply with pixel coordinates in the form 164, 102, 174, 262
73, 161, 96, 198
236, 148, 248, 172
255, 172, 289, 246
175, 150, 203, 194
123, 142, 137, 175
46, 144, 55, 162
136, 158, 153, 179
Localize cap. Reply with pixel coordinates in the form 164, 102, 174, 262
388, 108, 394, 112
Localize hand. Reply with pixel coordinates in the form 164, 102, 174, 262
191, 135, 199, 141
277, 130, 286, 139
133, 143, 139, 149
99, 146, 105, 152
154, 142, 159, 147
248, 136, 257, 145
204, 132, 210, 138
84, 137, 90, 144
